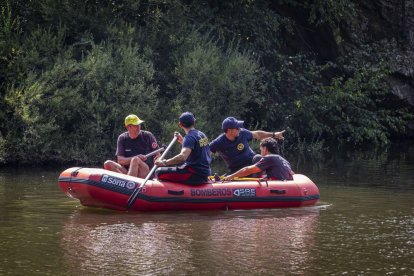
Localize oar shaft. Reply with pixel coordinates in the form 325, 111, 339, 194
144, 147, 165, 158
127, 136, 178, 209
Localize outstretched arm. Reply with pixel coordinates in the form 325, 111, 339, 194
155, 147, 192, 167
223, 165, 262, 181
252, 130, 285, 140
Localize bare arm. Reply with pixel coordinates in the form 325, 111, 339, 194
117, 154, 146, 166
251, 130, 286, 140
117, 155, 131, 166
155, 147, 192, 167
223, 165, 262, 181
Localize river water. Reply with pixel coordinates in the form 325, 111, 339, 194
0, 143, 413, 275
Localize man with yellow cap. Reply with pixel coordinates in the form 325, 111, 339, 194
104, 114, 160, 178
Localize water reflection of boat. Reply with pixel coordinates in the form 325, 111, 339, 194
60, 208, 320, 275
58, 167, 320, 211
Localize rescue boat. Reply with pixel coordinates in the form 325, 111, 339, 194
58, 167, 320, 211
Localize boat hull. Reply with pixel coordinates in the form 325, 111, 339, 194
58, 167, 320, 211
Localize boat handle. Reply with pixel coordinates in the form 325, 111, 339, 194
168, 190, 184, 195
71, 167, 82, 177
270, 189, 286, 194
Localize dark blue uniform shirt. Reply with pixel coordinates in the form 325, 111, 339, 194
183, 129, 211, 177
209, 128, 255, 172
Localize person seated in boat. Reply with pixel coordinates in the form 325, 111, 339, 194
103, 114, 160, 178
223, 137, 294, 181
209, 117, 285, 174
154, 112, 211, 185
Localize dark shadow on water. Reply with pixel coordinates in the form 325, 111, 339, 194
66, 204, 323, 226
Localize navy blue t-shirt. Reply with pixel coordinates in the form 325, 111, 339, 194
183, 129, 211, 177
255, 154, 293, 180
209, 128, 255, 172
115, 131, 159, 168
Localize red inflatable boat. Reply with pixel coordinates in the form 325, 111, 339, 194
58, 167, 320, 211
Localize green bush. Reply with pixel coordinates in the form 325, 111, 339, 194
5, 40, 157, 164
291, 62, 412, 146
170, 32, 265, 139
1, 0, 413, 165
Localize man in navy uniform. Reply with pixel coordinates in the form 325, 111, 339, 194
209, 117, 285, 174
155, 112, 211, 185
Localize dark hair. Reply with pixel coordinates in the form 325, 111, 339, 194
179, 112, 195, 128
260, 138, 279, 154
181, 121, 194, 128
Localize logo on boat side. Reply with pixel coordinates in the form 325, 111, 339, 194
191, 188, 232, 197
232, 188, 256, 197
126, 181, 136, 189
101, 174, 133, 189
101, 175, 109, 183
190, 188, 256, 197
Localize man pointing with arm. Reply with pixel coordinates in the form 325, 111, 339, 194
209, 117, 285, 174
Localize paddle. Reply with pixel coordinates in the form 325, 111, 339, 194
144, 146, 165, 158
127, 136, 178, 209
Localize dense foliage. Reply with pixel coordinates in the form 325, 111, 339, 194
0, 0, 412, 164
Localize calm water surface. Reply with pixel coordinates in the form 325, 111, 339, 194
0, 144, 413, 275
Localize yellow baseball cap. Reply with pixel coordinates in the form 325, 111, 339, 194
124, 114, 144, 126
